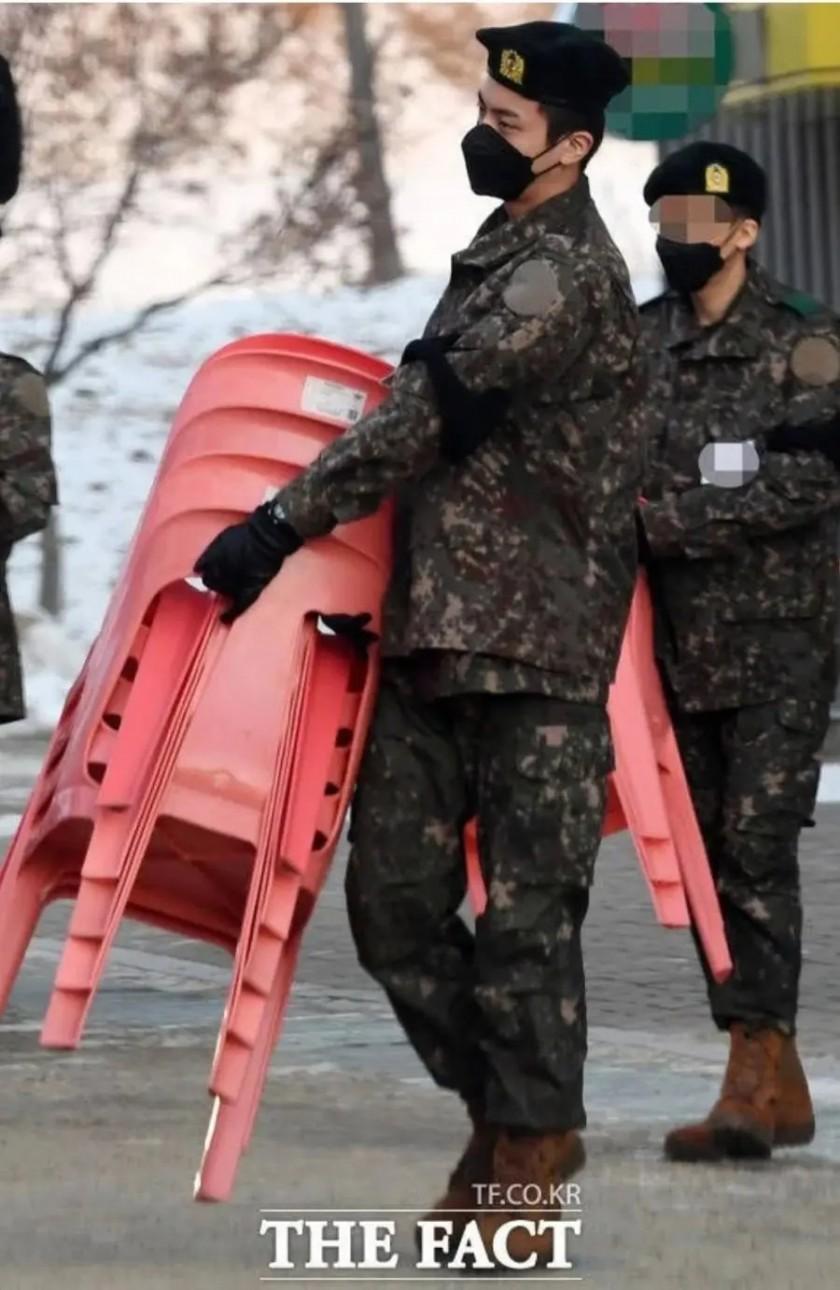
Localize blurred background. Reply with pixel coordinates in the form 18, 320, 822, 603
0, 1, 838, 737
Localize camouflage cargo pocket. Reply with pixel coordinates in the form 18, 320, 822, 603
504, 714, 612, 887
729, 696, 830, 833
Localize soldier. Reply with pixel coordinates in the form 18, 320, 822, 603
0, 55, 58, 727
196, 21, 642, 1262
638, 141, 840, 1163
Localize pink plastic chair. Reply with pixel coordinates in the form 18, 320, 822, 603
194, 621, 371, 1200
0, 335, 392, 1054
615, 572, 730, 982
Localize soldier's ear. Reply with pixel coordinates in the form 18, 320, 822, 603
549, 130, 594, 170
731, 217, 759, 253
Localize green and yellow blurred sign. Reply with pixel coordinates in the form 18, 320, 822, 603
564, 2, 734, 140
559, 3, 840, 136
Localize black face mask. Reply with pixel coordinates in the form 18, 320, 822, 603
656, 235, 725, 293
461, 123, 560, 201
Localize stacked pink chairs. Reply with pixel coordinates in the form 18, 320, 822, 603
0, 331, 731, 1206
0, 334, 393, 1201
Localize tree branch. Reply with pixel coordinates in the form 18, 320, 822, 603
42, 188, 89, 380
48, 184, 80, 292
42, 162, 143, 380
84, 159, 142, 288
46, 271, 233, 386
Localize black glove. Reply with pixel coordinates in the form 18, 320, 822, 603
765, 419, 840, 470
400, 334, 511, 465
318, 612, 379, 658
194, 502, 302, 623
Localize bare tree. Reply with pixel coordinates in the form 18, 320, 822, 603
0, 3, 361, 613
341, 2, 404, 285
0, 2, 542, 613
2, 5, 358, 362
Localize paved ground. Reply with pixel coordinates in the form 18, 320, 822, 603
1, 737, 840, 1288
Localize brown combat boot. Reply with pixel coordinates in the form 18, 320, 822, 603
417, 1103, 496, 1245
473, 1128, 586, 1268
773, 1037, 815, 1147
664, 1025, 813, 1162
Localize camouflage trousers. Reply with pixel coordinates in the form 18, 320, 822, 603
344, 664, 613, 1131
670, 693, 831, 1035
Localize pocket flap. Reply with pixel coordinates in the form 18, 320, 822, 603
777, 695, 830, 737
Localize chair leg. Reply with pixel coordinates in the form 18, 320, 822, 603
0, 866, 50, 1015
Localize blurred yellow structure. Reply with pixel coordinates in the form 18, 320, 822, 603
727, 2, 840, 102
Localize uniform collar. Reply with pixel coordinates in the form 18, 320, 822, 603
663, 260, 772, 359
453, 176, 592, 270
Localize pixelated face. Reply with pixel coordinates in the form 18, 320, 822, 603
477, 73, 549, 156
574, 2, 733, 141
649, 194, 737, 245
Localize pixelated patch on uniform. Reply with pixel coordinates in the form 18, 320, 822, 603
537, 725, 567, 748
789, 336, 840, 387
698, 439, 760, 488
12, 371, 50, 418
503, 260, 563, 318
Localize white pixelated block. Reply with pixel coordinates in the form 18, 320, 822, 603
713, 442, 745, 471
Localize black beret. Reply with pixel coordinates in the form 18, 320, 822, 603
476, 21, 629, 114
644, 142, 767, 221
0, 55, 22, 204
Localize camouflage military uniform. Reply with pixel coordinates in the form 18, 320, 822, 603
639, 264, 840, 1033
277, 177, 644, 1129
345, 665, 612, 1129
0, 355, 57, 724
279, 178, 643, 701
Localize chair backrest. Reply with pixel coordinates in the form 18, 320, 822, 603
14, 334, 394, 854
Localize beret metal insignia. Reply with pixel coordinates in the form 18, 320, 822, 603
704, 162, 730, 195
499, 49, 525, 85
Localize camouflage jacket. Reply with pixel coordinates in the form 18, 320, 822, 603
278, 177, 645, 703
0, 354, 57, 724
639, 264, 840, 712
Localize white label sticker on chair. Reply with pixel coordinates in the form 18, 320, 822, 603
301, 376, 366, 424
